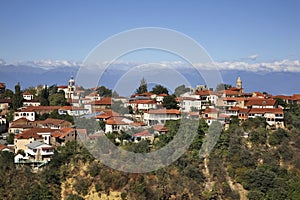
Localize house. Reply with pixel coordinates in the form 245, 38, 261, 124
37, 118, 72, 129
194, 90, 219, 107
26, 106, 61, 115
105, 116, 133, 133
248, 108, 284, 128
22, 91, 34, 101
95, 110, 120, 122
23, 99, 41, 107
129, 99, 157, 112
155, 94, 168, 104
133, 130, 154, 143
144, 109, 181, 125
0, 116, 7, 133
217, 97, 246, 110
14, 128, 53, 153
9, 118, 35, 134
57, 76, 76, 100
89, 97, 112, 112
0, 82, 5, 94
50, 127, 77, 146
153, 124, 168, 135
245, 98, 277, 109
25, 141, 54, 161
177, 97, 202, 112
201, 108, 219, 126
0, 144, 11, 152
58, 106, 89, 116
0, 99, 12, 111
14, 108, 35, 121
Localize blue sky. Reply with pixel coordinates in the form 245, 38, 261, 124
1, 0, 300, 63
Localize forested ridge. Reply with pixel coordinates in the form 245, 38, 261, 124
1, 105, 300, 199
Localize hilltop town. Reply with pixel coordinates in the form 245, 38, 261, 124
1, 77, 300, 199
0, 76, 298, 165
0, 76, 297, 166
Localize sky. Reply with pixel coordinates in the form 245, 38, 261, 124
1, 0, 300, 63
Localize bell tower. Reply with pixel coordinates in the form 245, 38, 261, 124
236, 76, 242, 89
67, 75, 75, 99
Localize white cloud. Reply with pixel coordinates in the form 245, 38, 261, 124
0, 58, 6, 65
3, 58, 300, 73
248, 54, 259, 60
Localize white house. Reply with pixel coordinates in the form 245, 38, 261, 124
58, 106, 90, 116
144, 109, 181, 125
25, 141, 54, 161
14, 108, 35, 121
105, 116, 133, 133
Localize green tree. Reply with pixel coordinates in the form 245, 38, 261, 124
49, 92, 67, 106
174, 84, 190, 97
151, 84, 169, 95
215, 83, 232, 91
39, 86, 49, 106
97, 86, 112, 97
12, 83, 23, 110
162, 95, 178, 109
135, 77, 148, 94
0, 88, 14, 99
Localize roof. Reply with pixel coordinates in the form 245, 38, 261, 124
249, 108, 284, 115
0, 82, 5, 88
0, 144, 9, 151
39, 118, 70, 126
91, 97, 112, 105
148, 109, 181, 115
130, 99, 156, 104
133, 130, 152, 137
195, 90, 219, 96
59, 106, 88, 111
57, 85, 68, 89
203, 108, 219, 113
20, 106, 60, 112
95, 110, 120, 119
23, 91, 33, 95
15, 128, 52, 139
105, 116, 133, 125
26, 141, 44, 149
245, 99, 276, 107
153, 124, 168, 132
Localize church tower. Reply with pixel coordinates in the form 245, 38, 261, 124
236, 76, 242, 89
67, 75, 75, 99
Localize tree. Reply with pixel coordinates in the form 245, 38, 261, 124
39, 86, 49, 106
24, 86, 37, 96
135, 77, 147, 94
49, 92, 67, 106
0, 88, 14, 99
215, 83, 232, 91
174, 84, 190, 96
97, 86, 112, 97
162, 95, 178, 109
151, 84, 168, 95
12, 83, 23, 110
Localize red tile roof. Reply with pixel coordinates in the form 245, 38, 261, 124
245, 99, 276, 107
153, 124, 168, 132
91, 97, 112, 105
59, 106, 88, 111
39, 118, 70, 126
249, 108, 283, 115
148, 109, 180, 115
0, 144, 9, 151
133, 130, 152, 137
15, 128, 53, 139
106, 117, 130, 125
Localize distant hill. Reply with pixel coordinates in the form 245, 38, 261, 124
1, 63, 299, 95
